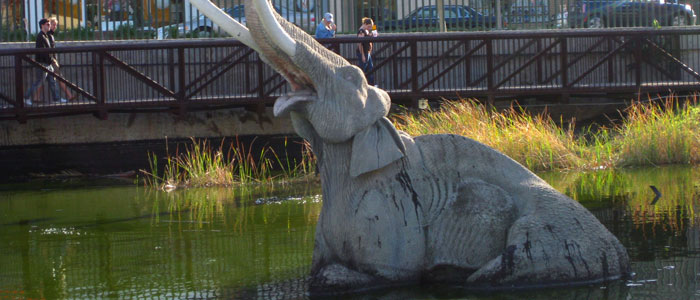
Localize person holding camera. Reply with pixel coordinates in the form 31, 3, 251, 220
315, 12, 336, 38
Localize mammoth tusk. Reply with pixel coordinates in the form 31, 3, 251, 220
252, 0, 296, 57
188, 0, 261, 53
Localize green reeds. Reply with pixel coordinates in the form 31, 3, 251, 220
141, 138, 316, 190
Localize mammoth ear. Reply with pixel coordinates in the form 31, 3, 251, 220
350, 117, 406, 177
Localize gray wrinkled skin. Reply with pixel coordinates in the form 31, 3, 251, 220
196, 0, 630, 295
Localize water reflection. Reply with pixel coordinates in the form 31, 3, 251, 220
0, 167, 699, 299
0, 183, 321, 299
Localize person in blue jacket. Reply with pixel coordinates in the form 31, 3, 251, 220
315, 12, 336, 38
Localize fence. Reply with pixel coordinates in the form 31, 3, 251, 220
1, 0, 699, 42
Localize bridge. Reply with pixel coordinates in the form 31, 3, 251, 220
2, 27, 700, 123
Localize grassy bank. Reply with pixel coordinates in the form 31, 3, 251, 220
142, 95, 699, 189
394, 95, 700, 171
394, 99, 582, 170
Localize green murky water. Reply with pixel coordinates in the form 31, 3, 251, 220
1, 166, 699, 299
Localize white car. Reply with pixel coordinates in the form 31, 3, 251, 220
98, 15, 136, 31
552, 11, 568, 28
97, 15, 153, 33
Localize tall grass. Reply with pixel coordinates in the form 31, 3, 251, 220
141, 137, 316, 190
395, 95, 700, 171
394, 100, 582, 171
612, 96, 700, 166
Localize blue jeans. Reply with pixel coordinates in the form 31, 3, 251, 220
25, 63, 59, 101
356, 52, 375, 85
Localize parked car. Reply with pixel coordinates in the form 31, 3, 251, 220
156, 5, 243, 39
156, 4, 315, 39
98, 14, 132, 31
568, 0, 696, 28
507, 5, 551, 25
378, 5, 499, 31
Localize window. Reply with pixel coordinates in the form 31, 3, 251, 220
417, 7, 436, 19
445, 7, 460, 18
460, 6, 473, 18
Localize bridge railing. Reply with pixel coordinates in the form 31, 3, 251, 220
2, 27, 700, 122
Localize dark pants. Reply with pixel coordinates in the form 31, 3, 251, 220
356, 51, 374, 86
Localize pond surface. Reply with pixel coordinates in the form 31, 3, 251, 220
1, 166, 699, 299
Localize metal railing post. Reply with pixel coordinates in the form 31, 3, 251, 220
410, 40, 418, 93
536, 38, 543, 84
464, 39, 471, 86
560, 37, 568, 88
14, 54, 26, 123
608, 37, 614, 83
392, 42, 399, 91
14, 54, 23, 108
251, 51, 267, 119
635, 35, 642, 89
560, 36, 569, 103
168, 49, 176, 92
178, 47, 187, 115
95, 51, 107, 120
257, 53, 265, 99
486, 38, 494, 106
244, 51, 251, 93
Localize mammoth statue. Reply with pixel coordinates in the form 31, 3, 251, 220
190, 0, 630, 294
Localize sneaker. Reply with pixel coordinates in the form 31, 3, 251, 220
57, 98, 68, 103
24, 98, 32, 106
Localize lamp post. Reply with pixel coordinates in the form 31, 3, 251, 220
437, 0, 446, 32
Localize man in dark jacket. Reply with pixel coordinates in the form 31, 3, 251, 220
24, 18, 65, 106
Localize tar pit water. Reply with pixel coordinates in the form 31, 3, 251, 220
1, 166, 699, 299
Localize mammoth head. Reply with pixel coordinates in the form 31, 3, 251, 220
190, 0, 405, 176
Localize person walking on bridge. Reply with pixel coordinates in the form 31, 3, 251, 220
47, 17, 75, 101
356, 17, 375, 86
24, 18, 66, 106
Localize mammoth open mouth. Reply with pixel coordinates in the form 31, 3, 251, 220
245, 0, 314, 90
273, 90, 317, 117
